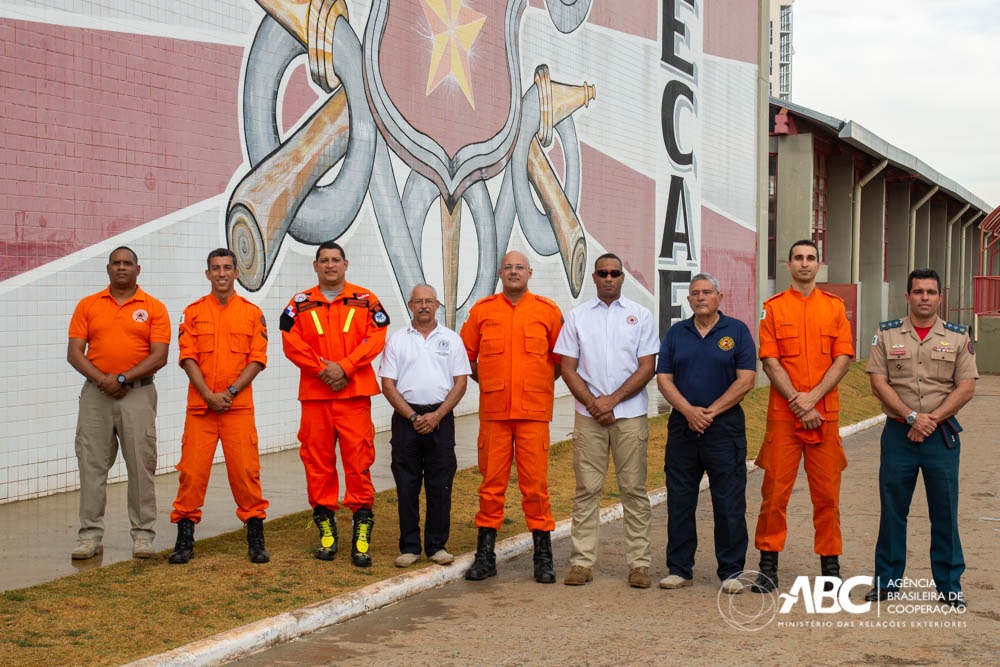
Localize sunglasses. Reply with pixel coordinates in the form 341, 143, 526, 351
595, 269, 623, 278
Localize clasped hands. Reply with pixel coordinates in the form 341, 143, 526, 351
788, 390, 824, 431
905, 412, 938, 443
585, 395, 617, 426
319, 358, 348, 391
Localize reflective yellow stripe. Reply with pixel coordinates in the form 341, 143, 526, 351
343, 308, 355, 332
310, 310, 324, 335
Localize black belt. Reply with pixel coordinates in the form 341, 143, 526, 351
408, 402, 443, 413
89, 377, 154, 388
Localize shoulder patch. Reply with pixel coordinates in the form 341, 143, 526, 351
943, 321, 968, 335
371, 302, 390, 328
879, 319, 903, 331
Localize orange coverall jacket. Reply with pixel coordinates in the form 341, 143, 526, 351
460, 292, 562, 421
178, 294, 268, 413
758, 288, 855, 421
280, 282, 388, 400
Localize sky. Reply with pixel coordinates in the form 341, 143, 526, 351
792, 0, 1000, 209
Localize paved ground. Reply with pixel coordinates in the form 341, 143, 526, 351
232, 377, 1000, 666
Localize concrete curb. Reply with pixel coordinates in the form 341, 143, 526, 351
128, 416, 886, 666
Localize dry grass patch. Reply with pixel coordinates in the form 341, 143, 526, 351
0, 363, 878, 665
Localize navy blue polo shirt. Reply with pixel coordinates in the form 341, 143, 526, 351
657, 312, 757, 438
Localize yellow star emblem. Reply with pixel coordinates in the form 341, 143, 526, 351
420, 0, 487, 109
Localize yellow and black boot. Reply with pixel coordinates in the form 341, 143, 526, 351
351, 507, 375, 567
313, 505, 338, 561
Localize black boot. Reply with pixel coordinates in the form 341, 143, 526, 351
168, 518, 195, 565
465, 527, 497, 581
532, 530, 556, 584
820, 555, 840, 592
246, 517, 270, 564
351, 507, 375, 567
313, 505, 338, 561
751, 550, 779, 593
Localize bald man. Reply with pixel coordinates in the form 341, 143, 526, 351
460, 251, 563, 584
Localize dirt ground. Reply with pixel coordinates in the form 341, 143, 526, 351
235, 377, 1000, 666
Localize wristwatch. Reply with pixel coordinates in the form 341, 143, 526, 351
905, 410, 918, 425
227, 385, 239, 397
116, 374, 127, 386
408, 412, 418, 423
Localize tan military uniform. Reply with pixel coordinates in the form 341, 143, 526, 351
867, 314, 978, 599
867, 317, 979, 415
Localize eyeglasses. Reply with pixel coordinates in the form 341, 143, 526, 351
595, 270, 623, 278
409, 298, 438, 306
501, 264, 527, 272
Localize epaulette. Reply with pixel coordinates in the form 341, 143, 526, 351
819, 289, 845, 303
533, 294, 560, 310
879, 319, 902, 331
943, 321, 968, 335
763, 292, 783, 304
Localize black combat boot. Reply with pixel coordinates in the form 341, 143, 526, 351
351, 507, 375, 567
246, 517, 270, 564
465, 527, 498, 581
820, 555, 840, 592
751, 550, 779, 593
313, 505, 338, 561
168, 518, 195, 565
532, 530, 556, 584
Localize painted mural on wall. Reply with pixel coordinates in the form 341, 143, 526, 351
228, 0, 596, 327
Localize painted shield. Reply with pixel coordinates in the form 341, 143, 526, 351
364, 0, 524, 206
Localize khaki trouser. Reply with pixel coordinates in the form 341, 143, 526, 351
75, 381, 158, 540
569, 413, 651, 569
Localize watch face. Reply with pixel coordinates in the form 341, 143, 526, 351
117, 374, 127, 384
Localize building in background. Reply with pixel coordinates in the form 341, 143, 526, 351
768, 0, 794, 100
0, 1, 766, 503
767, 98, 990, 354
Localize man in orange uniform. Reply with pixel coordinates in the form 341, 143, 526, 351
67, 246, 170, 560
752, 239, 854, 593
281, 241, 390, 567
168, 248, 270, 565
460, 250, 563, 584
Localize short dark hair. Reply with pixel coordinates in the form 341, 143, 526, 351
206, 247, 236, 269
593, 252, 622, 270
788, 239, 818, 261
316, 240, 346, 261
907, 268, 941, 294
109, 246, 138, 264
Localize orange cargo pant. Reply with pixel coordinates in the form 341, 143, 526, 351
754, 419, 847, 555
475, 419, 555, 532
299, 397, 376, 512
171, 411, 268, 524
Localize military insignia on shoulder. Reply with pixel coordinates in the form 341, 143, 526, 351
371, 302, 390, 328
879, 319, 902, 331
943, 321, 968, 335
293, 293, 308, 303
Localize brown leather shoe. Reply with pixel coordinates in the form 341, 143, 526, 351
563, 565, 593, 586
628, 566, 652, 589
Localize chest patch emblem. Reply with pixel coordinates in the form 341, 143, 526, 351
718, 336, 735, 351
625, 315, 638, 326
132, 309, 149, 323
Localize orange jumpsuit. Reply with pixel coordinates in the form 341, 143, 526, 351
460, 292, 562, 532
171, 294, 269, 524
755, 288, 854, 556
280, 282, 388, 512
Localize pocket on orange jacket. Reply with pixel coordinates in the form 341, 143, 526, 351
775, 326, 799, 357
524, 323, 549, 356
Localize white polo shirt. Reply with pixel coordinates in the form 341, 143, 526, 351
554, 295, 660, 419
378, 322, 472, 405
